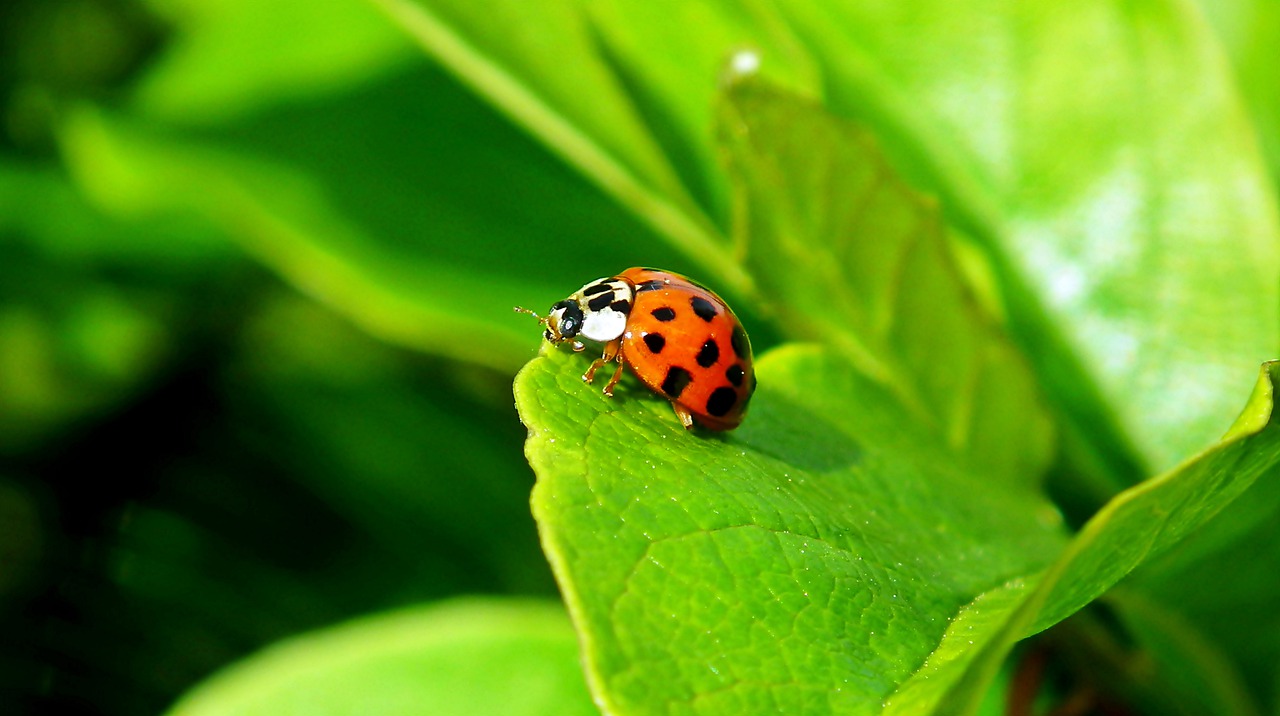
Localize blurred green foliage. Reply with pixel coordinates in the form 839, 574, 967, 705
4, 0, 1280, 715
0, 0, 589, 712
167, 600, 598, 716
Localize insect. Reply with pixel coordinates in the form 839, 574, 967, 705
517, 267, 756, 430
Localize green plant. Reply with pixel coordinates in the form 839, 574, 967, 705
5, 0, 1280, 714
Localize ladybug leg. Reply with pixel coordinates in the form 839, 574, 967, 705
583, 339, 621, 388
602, 357, 626, 396
670, 402, 696, 430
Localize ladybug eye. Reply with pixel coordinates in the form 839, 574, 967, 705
560, 315, 580, 336
551, 301, 584, 339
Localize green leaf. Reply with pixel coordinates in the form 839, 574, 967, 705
369, 0, 690, 205
1122, 460, 1280, 707
510, 69, 1280, 714
1058, 369, 1280, 713
132, 0, 415, 125
165, 599, 596, 716
59, 60, 678, 373
519, 345, 1065, 714
372, 0, 764, 296
388, 0, 1280, 483
0, 162, 225, 266
885, 361, 1280, 714
567, 1, 821, 226
717, 79, 1051, 486
1196, 0, 1280, 180
517, 347, 1280, 714
771, 0, 1280, 479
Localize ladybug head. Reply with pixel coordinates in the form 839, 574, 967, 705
514, 299, 585, 346
543, 299, 584, 343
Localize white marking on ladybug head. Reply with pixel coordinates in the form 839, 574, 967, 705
542, 299, 585, 343
581, 307, 628, 342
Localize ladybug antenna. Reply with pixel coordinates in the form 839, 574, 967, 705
513, 306, 545, 324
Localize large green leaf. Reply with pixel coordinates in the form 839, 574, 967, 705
518, 347, 1280, 715
502, 51, 1280, 713
718, 79, 1050, 486
165, 599, 595, 716
519, 345, 1066, 715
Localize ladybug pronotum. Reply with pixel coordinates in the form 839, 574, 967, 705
518, 267, 756, 430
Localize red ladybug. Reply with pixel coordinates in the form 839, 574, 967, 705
518, 267, 755, 430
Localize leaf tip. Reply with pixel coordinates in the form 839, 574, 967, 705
1221, 359, 1280, 441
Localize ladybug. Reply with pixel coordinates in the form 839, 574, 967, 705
517, 267, 756, 430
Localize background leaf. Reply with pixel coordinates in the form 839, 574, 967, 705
130, 0, 416, 125
60, 59, 677, 372
166, 599, 596, 716
718, 78, 1051, 486
768, 0, 1280, 482
370, 0, 739, 286
1196, 0, 1280, 180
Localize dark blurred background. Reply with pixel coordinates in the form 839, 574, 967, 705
0, 0, 687, 712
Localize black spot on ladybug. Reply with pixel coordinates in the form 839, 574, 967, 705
730, 325, 749, 358
661, 367, 693, 398
587, 292, 614, 311
690, 296, 717, 322
725, 364, 744, 386
651, 307, 676, 322
706, 387, 738, 417
583, 282, 612, 296
611, 299, 632, 314
643, 333, 666, 354
696, 339, 719, 368
635, 280, 665, 293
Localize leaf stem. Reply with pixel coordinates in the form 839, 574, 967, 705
369, 0, 756, 301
